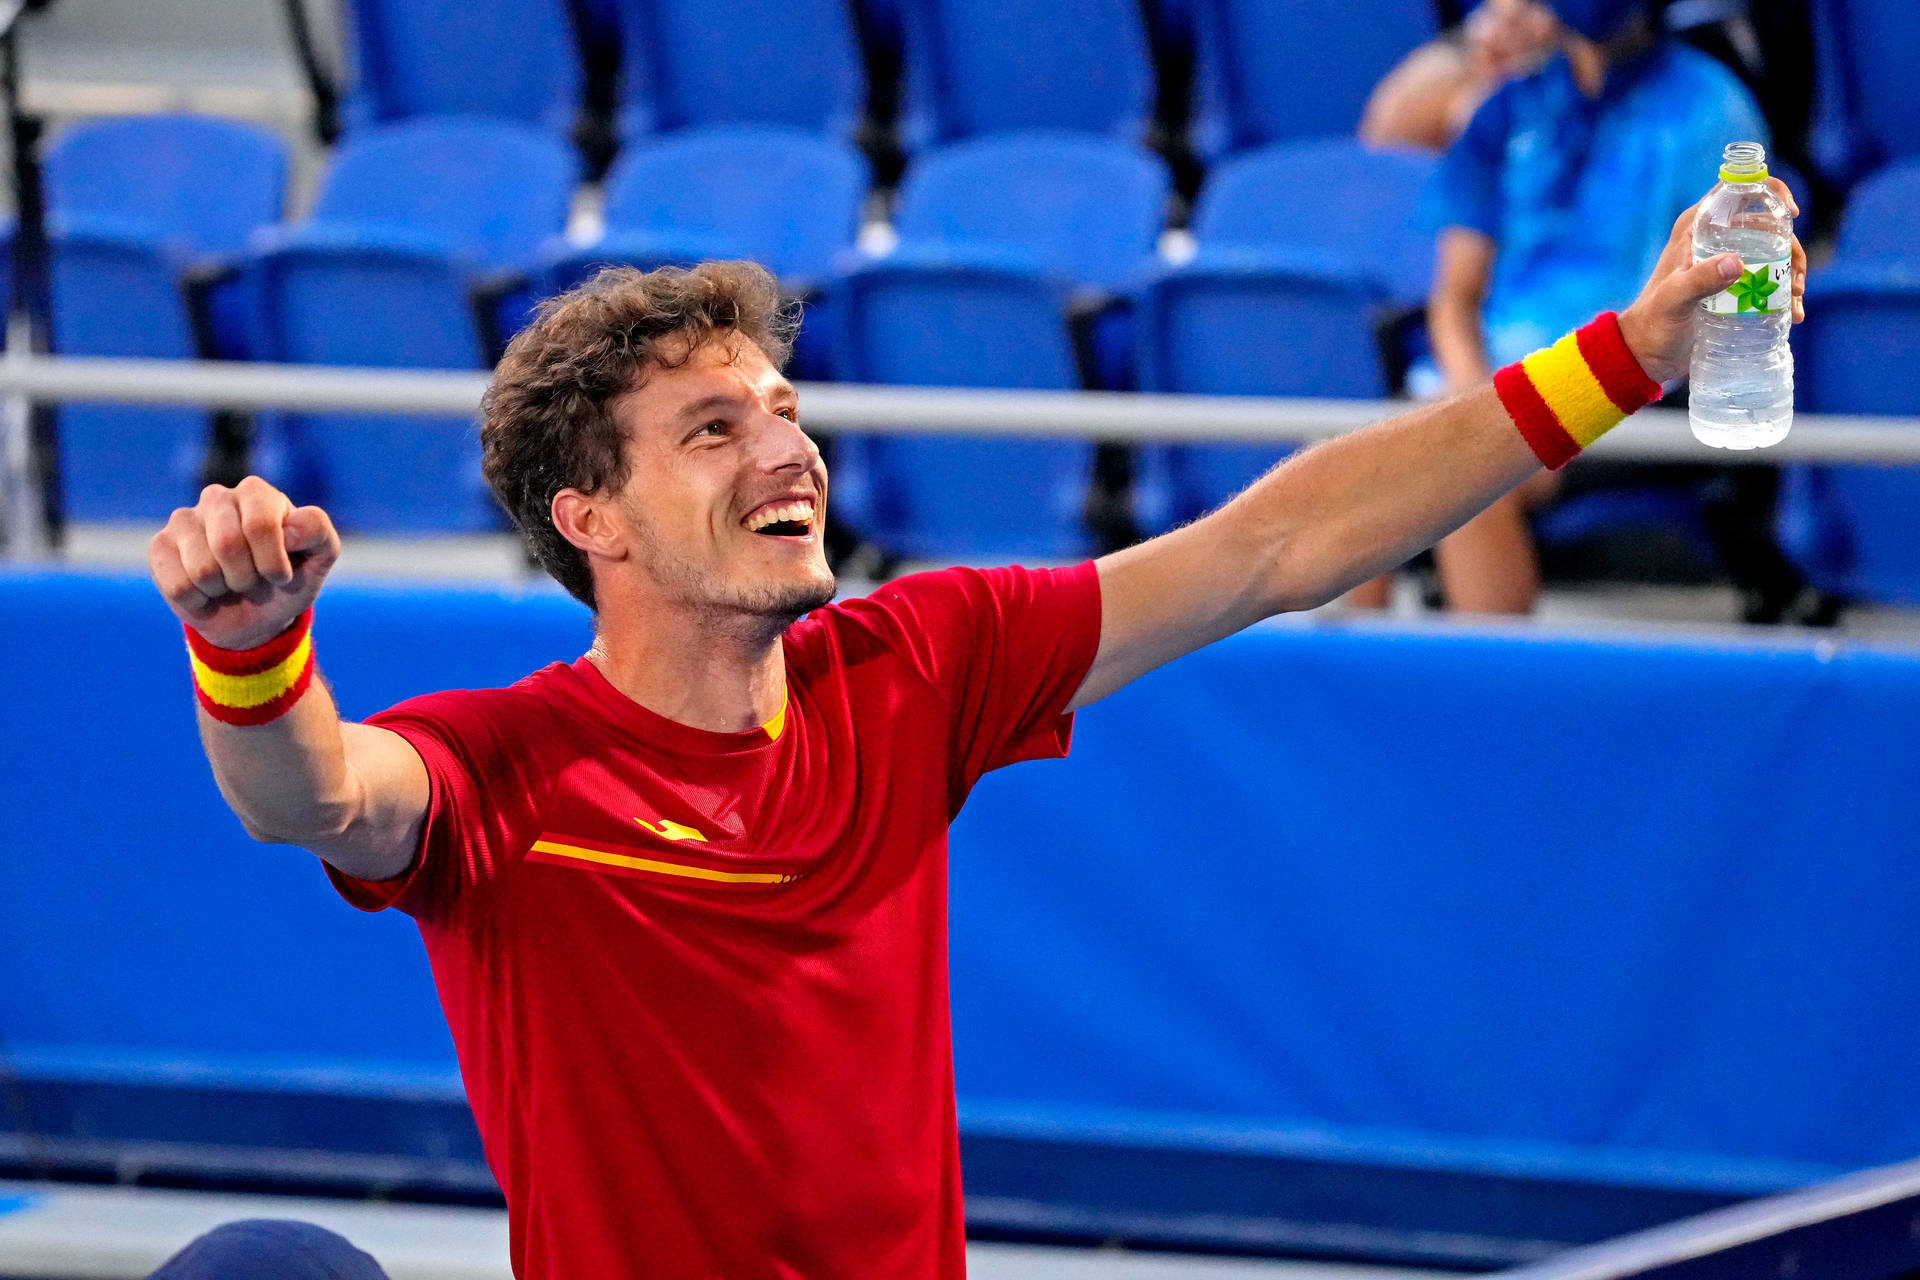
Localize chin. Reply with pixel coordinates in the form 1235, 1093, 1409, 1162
731, 568, 837, 623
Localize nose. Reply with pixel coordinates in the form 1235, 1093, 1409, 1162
750, 409, 822, 477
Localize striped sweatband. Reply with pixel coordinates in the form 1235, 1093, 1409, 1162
1493, 311, 1663, 470
185, 608, 316, 726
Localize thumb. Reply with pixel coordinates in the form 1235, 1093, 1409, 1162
1667, 252, 1742, 310
282, 505, 339, 567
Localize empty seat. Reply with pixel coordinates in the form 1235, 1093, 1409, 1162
830, 134, 1170, 559
1191, 0, 1437, 154
45, 115, 287, 260
613, 0, 864, 142
546, 126, 869, 291
898, 0, 1155, 146
1135, 139, 1422, 524
1816, 0, 1920, 174
1828, 157, 1920, 263
1137, 253, 1389, 524
340, 0, 582, 135
1775, 265, 1920, 603
42, 115, 290, 521
1775, 158, 1920, 603
1194, 138, 1439, 305
248, 118, 578, 533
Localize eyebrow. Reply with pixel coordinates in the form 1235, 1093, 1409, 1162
673, 384, 799, 424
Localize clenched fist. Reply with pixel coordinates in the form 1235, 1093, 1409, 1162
1618, 175, 1806, 385
149, 476, 340, 650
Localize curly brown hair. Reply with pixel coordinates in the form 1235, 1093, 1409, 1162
481, 262, 800, 609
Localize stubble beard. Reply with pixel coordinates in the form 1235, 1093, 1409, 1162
633, 514, 837, 642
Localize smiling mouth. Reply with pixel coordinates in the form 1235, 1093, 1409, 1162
742, 499, 816, 539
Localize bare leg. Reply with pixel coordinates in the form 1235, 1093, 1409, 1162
1434, 489, 1539, 614
1344, 574, 1394, 609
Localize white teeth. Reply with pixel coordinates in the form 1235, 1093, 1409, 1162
743, 500, 815, 532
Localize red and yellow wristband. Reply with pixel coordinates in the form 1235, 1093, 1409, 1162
1494, 311, 1663, 470
184, 608, 316, 726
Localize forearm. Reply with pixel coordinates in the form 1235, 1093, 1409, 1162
1229, 380, 1540, 613
196, 674, 360, 844
184, 608, 424, 879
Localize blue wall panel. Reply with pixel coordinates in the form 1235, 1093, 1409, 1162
3, 569, 1918, 1252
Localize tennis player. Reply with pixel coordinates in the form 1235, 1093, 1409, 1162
149, 184, 1800, 1279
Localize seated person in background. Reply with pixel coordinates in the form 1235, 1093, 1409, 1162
1352, 0, 1767, 614
1361, 0, 1561, 152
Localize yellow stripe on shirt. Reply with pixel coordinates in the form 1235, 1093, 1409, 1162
530, 838, 792, 884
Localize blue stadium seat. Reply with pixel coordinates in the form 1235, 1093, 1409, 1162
1830, 158, 1920, 262
830, 135, 1170, 559
305, 117, 578, 273
340, 0, 582, 135
45, 222, 208, 523
1815, 0, 1920, 174
1137, 251, 1390, 524
830, 252, 1092, 559
247, 119, 578, 533
897, 0, 1155, 146
1190, 0, 1437, 154
44, 115, 287, 260
1774, 156, 1920, 603
545, 126, 868, 291
1194, 138, 1439, 305
42, 116, 290, 521
1775, 262, 1920, 603
612, 0, 864, 142
890, 132, 1168, 292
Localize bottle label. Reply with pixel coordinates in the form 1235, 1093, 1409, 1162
1697, 253, 1790, 315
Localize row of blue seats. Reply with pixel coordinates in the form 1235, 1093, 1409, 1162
29, 114, 1433, 536
344, 0, 1437, 160
23, 111, 1920, 604
345, 0, 1920, 186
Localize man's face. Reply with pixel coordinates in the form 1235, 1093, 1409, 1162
602, 334, 835, 627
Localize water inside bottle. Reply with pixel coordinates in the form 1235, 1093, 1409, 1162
1690, 224, 1793, 449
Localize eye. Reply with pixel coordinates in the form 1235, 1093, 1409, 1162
776, 407, 799, 423
690, 420, 727, 441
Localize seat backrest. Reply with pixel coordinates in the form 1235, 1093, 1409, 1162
1197, 0, 1436, 150
254, 241, 487, 370
891, 133, 1169, 290
1797, 277, 1920, 415
613, 0, 864, 139
601, 127, 869, 280
48, 232, 196, 360
1138, 263, 1389, 397
341, 0, 581, 133
902, 0, 1154, 142
1823, 0, 1920, 169
1834, 158, 1920, 263
309, 117, 579, 272
1194, 139, 1438, 303
837, 262, 1081, 388
44, 115, 287, 259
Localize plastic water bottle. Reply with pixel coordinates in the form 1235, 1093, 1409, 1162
1689, 141, 1794, 449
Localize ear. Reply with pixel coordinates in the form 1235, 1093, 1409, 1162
552, 488, 628, 564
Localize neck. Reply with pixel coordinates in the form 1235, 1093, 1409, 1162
1568, 17, 1656, 97
586, 597, 788, 735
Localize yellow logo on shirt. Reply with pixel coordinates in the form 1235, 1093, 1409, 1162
636, 817, 708, 843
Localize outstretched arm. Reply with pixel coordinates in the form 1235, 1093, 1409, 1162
150, 477, 426, 881
1068, 180, 1805, 712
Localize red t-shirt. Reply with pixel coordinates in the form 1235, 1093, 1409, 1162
328, 563, 1101, 1279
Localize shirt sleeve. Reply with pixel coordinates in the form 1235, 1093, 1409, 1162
324, 685, 555, 930
1424, 84, 1512, 240
862, 561, 1102, 810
